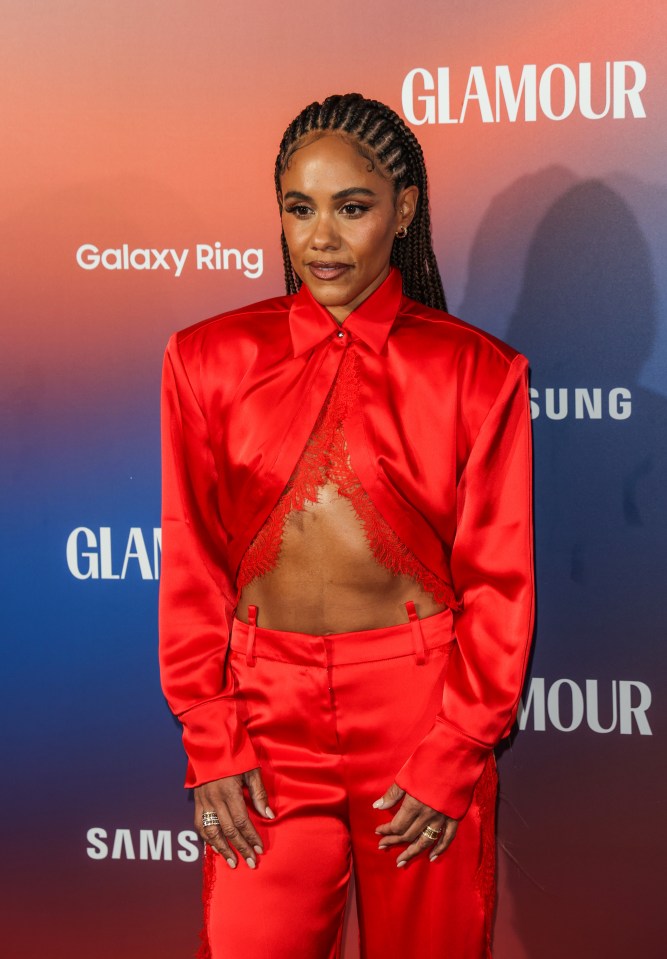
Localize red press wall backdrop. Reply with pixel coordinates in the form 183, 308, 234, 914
2, 1, 665, 957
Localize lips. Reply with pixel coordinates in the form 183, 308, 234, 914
307, 262, 352, 281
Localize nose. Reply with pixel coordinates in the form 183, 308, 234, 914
309, 213, 340, 251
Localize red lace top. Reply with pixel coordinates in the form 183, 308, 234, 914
236, 345, 451, 604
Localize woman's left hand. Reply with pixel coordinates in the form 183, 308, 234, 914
373, 783, 458, 866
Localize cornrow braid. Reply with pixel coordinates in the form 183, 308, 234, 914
274, 93, 447, 312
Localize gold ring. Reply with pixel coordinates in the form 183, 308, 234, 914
421, 825, 442, 842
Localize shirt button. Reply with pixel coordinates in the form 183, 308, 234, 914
336, 330, 345, 339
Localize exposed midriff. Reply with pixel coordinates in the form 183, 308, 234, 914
235, 347, 451, 633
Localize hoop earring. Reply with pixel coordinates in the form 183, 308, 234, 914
395, 225, 409, 239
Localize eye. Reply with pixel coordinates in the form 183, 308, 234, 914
284, 204, 313, 219
340, 202, 369, 218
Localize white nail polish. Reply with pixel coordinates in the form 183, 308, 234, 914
372, 798, 384, 809
246, 857, 256, 869
226, 858, 236, 869
253, 845, 263, 855
397, 860, 407, 868
265, 806, 276, 819
429, 854, 439, 862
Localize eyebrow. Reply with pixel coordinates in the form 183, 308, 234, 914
283, 187, 377, 202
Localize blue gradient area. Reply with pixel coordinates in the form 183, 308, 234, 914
1, 373, 208, 955
477, 178, 666, 958
2, 375, 177, 807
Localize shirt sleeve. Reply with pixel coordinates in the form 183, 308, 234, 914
395, 352, 535, 820
159, 332, 259, 788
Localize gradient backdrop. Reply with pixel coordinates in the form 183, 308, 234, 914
2, 1, 665, 956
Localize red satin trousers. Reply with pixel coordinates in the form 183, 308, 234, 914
200, 602, 497, 959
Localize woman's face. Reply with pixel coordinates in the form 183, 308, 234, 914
279, 134, 417, 322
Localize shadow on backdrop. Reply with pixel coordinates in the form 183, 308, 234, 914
473, 175, 666, 958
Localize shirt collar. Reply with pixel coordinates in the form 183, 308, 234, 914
289, 266, 403, 357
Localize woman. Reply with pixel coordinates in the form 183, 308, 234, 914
159, 93, 534, 959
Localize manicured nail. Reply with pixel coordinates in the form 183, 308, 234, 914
397, 860, 407, 868
226, 858, 236, 869
372, 798, 384, 809
253, 845, 263, 855
378, 844, 388, 850
246, 857, 256, 869
265, 806, 276, 819
429, 854, 439, 863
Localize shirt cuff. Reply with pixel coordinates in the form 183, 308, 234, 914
180, 696, 259, 788
394, 717, 493, 820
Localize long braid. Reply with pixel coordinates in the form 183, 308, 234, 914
274, 93, 447, 311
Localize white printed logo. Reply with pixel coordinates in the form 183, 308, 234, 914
66, 527, 161, 580
86, 828, 200, 862
530, 387, 632, 420
518, 678, 652, 734
75, 244, 264, 279
402, 62, 646, 125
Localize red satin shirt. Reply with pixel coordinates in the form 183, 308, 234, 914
159, 266, 535, 820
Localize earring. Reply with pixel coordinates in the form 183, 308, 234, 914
395, 225, 409, 239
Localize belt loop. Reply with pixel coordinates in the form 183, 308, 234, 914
405, 600, 426, 665
245, 605, 258, 667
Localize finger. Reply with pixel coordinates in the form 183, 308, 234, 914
375, 794, 424, 838
372, 782, 405, 811
221, 798, 263, 866
429, 819, 459, 862
244, 768, 275, 820
377, 813, 434, 848
195, 800, 219, 844
379, 812, 445, 848
227, 789, 265, 853
204, 828, 239, 869
197, 778, 263, 862
198, 813, 238, 869
396, 821, 448, 866
395, 833, 436, 866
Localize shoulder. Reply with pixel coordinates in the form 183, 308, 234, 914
169, 291, 294, 361
163, 291, 294, 402
398, 296, 523, 368
396, 297, 528, 416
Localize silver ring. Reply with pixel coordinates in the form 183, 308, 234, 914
202, 811, 220, 828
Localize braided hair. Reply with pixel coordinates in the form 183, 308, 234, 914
274, 93, 447, 312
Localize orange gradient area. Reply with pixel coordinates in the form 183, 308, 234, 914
2, 0, 665, 386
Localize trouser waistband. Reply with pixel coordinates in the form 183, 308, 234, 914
230, 602, 455, 668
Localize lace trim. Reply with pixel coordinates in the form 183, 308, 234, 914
237, 347, 452, 605
195, 843, 217, 959
473, 753, 498, 956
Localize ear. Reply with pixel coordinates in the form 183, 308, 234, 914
395, 185, 419, 231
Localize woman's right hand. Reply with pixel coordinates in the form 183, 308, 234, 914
194, 768, 275, 870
